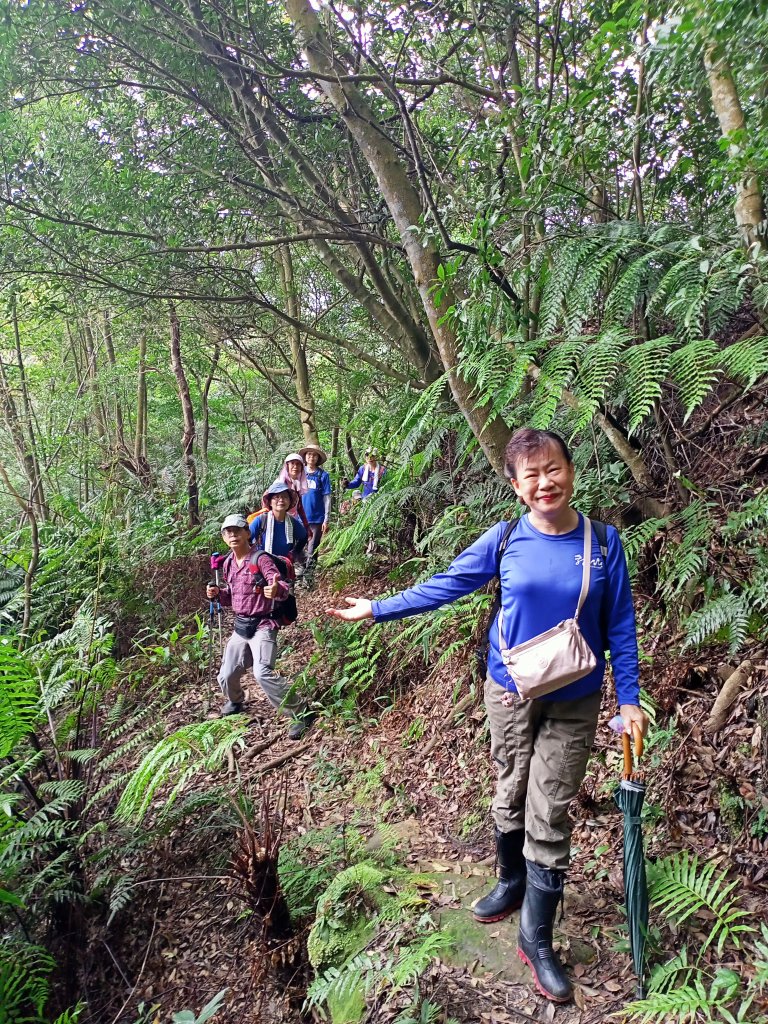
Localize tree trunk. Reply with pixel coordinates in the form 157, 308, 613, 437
200, 340, 221, 482
704, 47, 766, 251
0, 350, 45, 521
285, 0, 511, 479
278, 245, 319, 444
0, 453, 40, 643
175, 0, 442, 385
168, 304, 200, 526
134, 333, 151, 485
103, 310, 126, 452
82, 320, 108, 441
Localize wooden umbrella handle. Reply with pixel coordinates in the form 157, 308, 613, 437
633, 721, 644, 759
622, 722, 644, 779
622, 732, 633, 779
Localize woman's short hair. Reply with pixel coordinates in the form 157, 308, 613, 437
504, 429, 572, 479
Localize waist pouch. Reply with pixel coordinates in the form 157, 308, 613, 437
501, 617, 596, 699
499, 516, 596, 700
233, 613, 264, 639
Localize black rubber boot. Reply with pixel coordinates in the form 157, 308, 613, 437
472, 828, 526, 923
517, 861, 572, 1003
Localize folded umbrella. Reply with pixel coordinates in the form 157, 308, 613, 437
614, 723, 648, 999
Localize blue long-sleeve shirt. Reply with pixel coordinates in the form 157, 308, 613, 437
346, 464, 386, 499
249, 514, 307, 556
372, 514, 640, 706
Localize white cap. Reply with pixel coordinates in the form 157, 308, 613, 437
221, 514, 248, 531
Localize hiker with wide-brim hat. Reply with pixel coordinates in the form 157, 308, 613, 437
326, 428, 649, 1004
249, 480, 308, 559
344, 447, 386, 500
205, 512, 313, 738
299, 443, 332, 563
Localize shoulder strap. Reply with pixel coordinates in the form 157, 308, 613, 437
221, 550, 234, 582
573, 516, 592, 622
486, 519, 520, 648
496, 518, 519, 575
593, 519, 608, 558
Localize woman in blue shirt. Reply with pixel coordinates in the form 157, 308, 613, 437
327, 428, 648, 1004
344, 447, 386, 499
299, 443, 332, 561
249, 481, 308, 558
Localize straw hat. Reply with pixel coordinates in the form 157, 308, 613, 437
298, 443, 328, 466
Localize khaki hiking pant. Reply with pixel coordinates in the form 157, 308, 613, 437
217, 626, 303, 715
485, 675, 601, 871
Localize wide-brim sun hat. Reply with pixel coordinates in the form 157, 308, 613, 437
284, 452, 305, 466
262, 480, 299, 511
298, 443, 327, 465
221, 513, 249, 531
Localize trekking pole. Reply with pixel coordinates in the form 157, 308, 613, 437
204, 553, 225, 712
210, 552, 225, 655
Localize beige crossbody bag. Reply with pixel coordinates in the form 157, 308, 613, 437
498, 517, 597, 700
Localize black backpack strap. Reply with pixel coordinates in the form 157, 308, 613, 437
590, 519, 613, 645
592, 519, 609, 559
487, 518, 519, 638
220, 550, 234, 584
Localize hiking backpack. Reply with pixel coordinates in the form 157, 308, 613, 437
247, 549, 298, 626
221, 549, 299, 627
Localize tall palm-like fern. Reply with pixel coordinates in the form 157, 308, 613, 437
0, 641, 40, 757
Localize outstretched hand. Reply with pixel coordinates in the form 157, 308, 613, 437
325, 597, 373, 622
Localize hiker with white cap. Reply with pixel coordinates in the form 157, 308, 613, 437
206, 513, 313, 738
344, 447, 386, 500
279, 452, 312, 576
298, 443, 332, 562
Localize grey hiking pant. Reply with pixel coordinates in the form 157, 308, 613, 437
306, 523, 324, 561
217, 626, 303, 715
485, 674, 601, 871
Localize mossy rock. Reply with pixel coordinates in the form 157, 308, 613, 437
307, 862, 394, 971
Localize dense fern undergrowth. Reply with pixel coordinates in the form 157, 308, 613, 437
1, 412, 766, 1024
2, 292, 768, 1021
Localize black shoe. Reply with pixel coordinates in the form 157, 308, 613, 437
221, 700, 244, 716
473, 828, 526, 922
517, 861, 572, 1003
288, 712, 317, 740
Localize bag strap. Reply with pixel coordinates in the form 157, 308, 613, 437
593, 520, 608, 559
497, 514, 593, 647
573, 516, 592, 623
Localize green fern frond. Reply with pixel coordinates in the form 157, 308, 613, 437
0, 641, 40, 757
572, 329, 628, 430
669, 338, 720, 420
623, 337, 673, 433
115, 719, 248, 824
0, 938, 56, 1024
683, 593, 753, 653
721, 489, 768, 537
648, 851, 753, 955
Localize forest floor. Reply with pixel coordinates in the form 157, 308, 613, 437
101, 559, 768, 1024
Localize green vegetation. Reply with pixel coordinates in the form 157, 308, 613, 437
0, 0, 766, 1019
